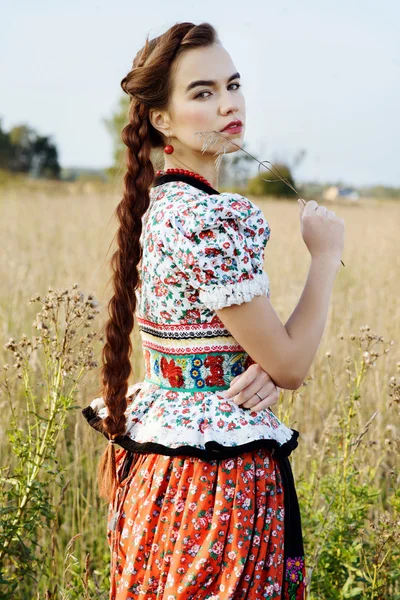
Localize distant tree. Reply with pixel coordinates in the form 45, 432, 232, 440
0, 119, 13, 169
29, 135, 61, 179
0, 121, 61, 178
8, 124, 37, 173
102, 95, 130, 181
246, 162, 297, 198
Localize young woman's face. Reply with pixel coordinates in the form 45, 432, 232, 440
166, 43, 246, 156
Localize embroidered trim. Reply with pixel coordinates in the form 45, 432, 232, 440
199, 271, 270, 311
137, 314, 230, 337
81, 404, 300, 460
284, 555, 307, 599
143, 348, 254, 391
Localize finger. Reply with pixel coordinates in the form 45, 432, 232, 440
251, 394, 279, 412
234, 378, 275, 406
221, 375, 241, 398
242, 386, 279, 410
315, 206, 328, 214
223, 374, 242, 395
222, 369, 258, 398
240, 394, 266, 409
303, 200, 318, 215
233, 379, 274, 406
246, 386, 280, 411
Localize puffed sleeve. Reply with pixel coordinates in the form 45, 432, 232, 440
164, 192, 271, 311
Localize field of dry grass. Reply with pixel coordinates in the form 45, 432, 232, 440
1, 185, 399, 598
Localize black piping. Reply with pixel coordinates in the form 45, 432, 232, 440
81, 404, 299, 461
152, 172, 220, 196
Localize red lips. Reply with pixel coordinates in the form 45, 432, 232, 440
220, 119, 243, 132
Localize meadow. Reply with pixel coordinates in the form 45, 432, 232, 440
0, 181, 399, 599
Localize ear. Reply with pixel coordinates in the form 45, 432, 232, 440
149, 108, 171, 137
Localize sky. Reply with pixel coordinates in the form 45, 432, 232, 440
2, 0, 399, 187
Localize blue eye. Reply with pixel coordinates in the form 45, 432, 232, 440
194, 82, 241, 99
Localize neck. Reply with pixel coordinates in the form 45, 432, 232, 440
163, 153, 218, 191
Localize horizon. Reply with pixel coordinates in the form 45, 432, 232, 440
2, 1, 399, 187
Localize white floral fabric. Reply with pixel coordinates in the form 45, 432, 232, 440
89, 180, 298, 458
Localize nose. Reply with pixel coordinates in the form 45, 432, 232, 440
219, 90, 240, 116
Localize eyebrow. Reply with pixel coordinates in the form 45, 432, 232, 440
185, 72, 241, 93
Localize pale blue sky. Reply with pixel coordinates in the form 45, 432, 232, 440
2, 0, 399, 186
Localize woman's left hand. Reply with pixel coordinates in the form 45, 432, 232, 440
221, 363, 280, 412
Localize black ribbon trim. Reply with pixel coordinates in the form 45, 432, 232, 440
152, 173, 220, 196
279, 455, 305, 598
81, 404, 299, 461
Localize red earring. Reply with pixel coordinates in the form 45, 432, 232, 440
164, 144, 174, 154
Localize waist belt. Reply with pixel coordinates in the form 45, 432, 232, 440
143, 346, 255, 392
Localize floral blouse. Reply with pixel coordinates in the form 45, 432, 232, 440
84, 176, 299, 460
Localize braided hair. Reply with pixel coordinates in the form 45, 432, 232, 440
97, 22, 219, 502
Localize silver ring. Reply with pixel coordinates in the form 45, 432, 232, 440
255, 391, 264, 401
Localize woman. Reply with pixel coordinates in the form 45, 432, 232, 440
82, 21, 345, 600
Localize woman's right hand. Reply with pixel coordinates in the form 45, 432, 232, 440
298, 199, 345, 263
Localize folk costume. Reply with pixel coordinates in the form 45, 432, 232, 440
82, 170, 306, 599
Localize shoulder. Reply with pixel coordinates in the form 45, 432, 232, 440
152, 181, 269, 239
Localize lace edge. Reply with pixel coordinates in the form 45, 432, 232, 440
199, 271, 270, 311
81, 406, 300, 460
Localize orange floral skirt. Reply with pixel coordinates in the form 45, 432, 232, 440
107, 447, 306, 599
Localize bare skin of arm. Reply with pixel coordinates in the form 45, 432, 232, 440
216, 254, 341, 390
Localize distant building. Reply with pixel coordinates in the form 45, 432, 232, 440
323, 186, 360, 201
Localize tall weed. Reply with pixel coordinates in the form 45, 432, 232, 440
277, 327, 400, 598
0, 285, 102, 597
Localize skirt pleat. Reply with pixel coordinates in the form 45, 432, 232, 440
107, 447, 302, 600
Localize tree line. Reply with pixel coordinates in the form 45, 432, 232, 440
0, 119, 61, 179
